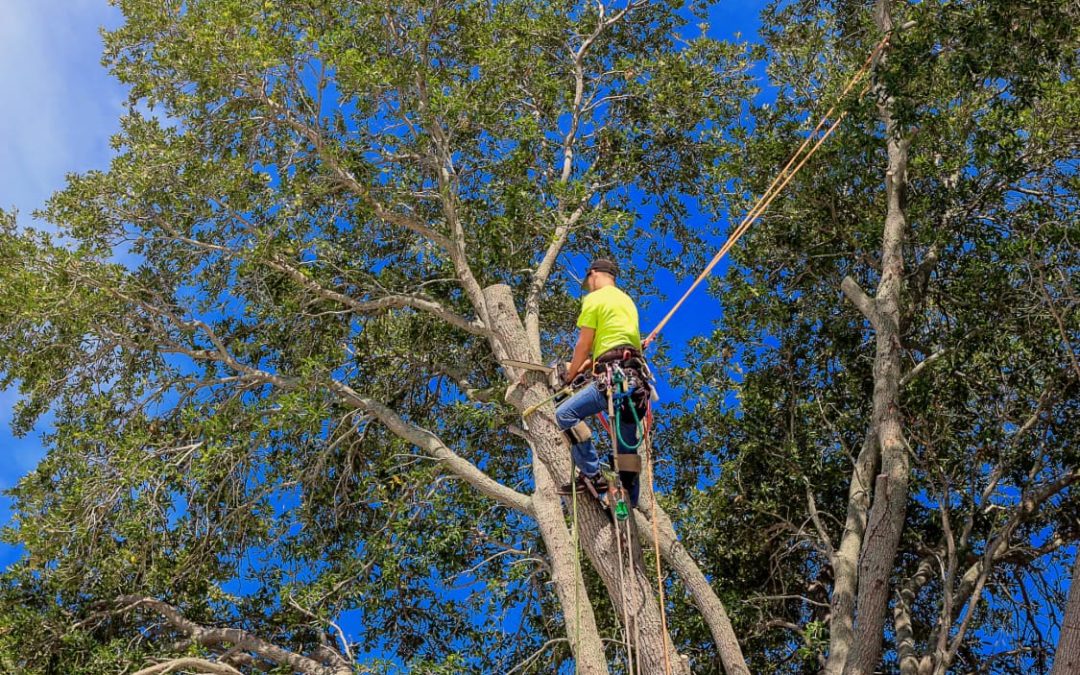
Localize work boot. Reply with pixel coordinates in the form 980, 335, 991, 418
557, 472, 609, 499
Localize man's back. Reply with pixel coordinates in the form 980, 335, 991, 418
577, 285, 641, 360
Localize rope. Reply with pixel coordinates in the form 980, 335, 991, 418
642, 34, 890, 349
645, 422, 673, 675
621, 506, 638, 675
613, 495, 635, 674
613, 392, 644, 451
625, 505, 643, 675
571, 452, 581, 674
607, 387, 636, 675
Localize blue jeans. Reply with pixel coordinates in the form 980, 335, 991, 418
555, 381, 641, 504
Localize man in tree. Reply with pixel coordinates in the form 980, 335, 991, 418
556, 258, 650, 507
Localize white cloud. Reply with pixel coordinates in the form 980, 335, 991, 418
0, 0, 127, 220
0, 1, 128, 559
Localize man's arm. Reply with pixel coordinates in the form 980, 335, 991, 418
565, 328, 595, 384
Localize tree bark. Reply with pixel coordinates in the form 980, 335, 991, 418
635, 467, 751, 675
530, 453, 609, 674
117, 596, 351, 675
895, 557, 935, 675
825, 426, 881, 674
843, 89, 912, 675
827, 3, 913, 671
484, 283, 690, 674
1052, 551, 1080, 675
841, 70, 912, 675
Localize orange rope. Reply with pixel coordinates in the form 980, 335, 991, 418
642, 35, 889, 349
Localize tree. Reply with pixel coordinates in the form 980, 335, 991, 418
2, 0, 1078, 673
1053, 552, 1080, 674
0, 1, 755, 673
664, 0, 1079, 672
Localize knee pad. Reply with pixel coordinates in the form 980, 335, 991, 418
564, 421, 591, 445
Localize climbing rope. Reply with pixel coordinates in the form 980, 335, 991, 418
604, 385, 637, 674
631, 37, 891, 672
642, 34, 890, 349
610, 493, 635, 674
644, 416, 673, 675
571, 452, 582, 675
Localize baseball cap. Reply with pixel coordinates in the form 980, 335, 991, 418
586, 258, 619, 278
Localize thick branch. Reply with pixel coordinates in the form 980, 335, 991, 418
841, 276, 880, 328
118, 596, 348, 675
327, 382, 534, 516
133, 658, 244, 675
106, 281, 530, 519
825, 424, 880, 672
636, 501, 750, 675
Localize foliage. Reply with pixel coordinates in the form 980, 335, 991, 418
0, 0, 751, 672
664, 0, 1080, 670
0, 0, 1077, 672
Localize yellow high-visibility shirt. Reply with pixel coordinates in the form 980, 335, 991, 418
577, 286, 641, 360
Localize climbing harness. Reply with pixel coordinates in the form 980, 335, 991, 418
642, 33, 891, 349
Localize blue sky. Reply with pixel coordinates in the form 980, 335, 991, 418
0, 0, 127, 568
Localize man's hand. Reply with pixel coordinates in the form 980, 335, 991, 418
561, 361, 576, 385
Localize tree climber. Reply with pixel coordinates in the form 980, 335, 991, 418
556, 258, 653, 507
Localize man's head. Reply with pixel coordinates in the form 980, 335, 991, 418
585, 258, 618, 292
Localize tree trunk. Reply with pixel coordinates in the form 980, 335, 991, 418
636, 470, 751, 674
842, 69, 912, 675
825, 427, 881, 674
532, 454, 609, 673
484, 284, 690, 674
841, 89, 912, 675
826, 4, 913, 671
1052, 552, 1080, 675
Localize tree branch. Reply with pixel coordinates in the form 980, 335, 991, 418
841, 276, 880, 328
259, 90, 453, 251
117, 596, 348, 675
263, 256, 489, 336
901, 347, 949, 387
132, 657, 244, 675
326, 381, 534, 516
524, 1, 644, 345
